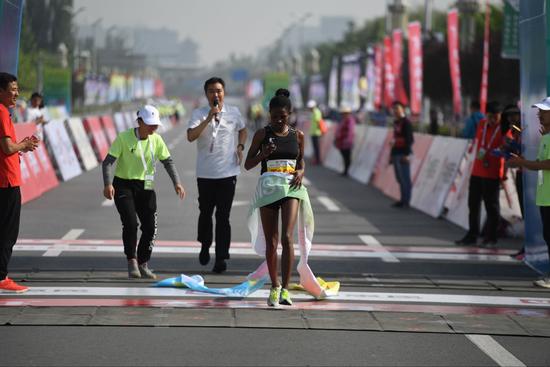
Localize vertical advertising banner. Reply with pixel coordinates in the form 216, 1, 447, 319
0, 0, 24, 75
308, 74, 326, 106
340, 54, 361, 110
374, 44, 383, 111
502, 0, 520, 59
519, 0, 549, 273
328, 57, 339, 110
365, 47, 376, 111
480, 3, 491, 114
392, 29, 409, 106
447, 9, 463, 116
383, 36, 395, 109
408, 22, 423, 116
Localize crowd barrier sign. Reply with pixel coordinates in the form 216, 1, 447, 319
444, 140, 478, 228
66, 117, 99, 171
43, 119, 83, 181
113, 112, 127, 133
371, 128, 394, 190
83, 116, 110, 161
349, 126, 388, 184
323, 124, 368, 174
14, 123, 43, 202
319, 122, 337, 164
100, 115, 118, 144
410, 136, 468, 217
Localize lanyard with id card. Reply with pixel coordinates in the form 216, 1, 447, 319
135, 129, 156, 190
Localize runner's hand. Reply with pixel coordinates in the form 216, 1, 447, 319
103, 185, 114, 200
290, 169, 304, 189
175, 184, 186, 200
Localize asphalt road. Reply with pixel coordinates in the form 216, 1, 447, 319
1, 104, 549, 366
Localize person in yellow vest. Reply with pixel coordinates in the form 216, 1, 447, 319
307, 99, 323, 165
102, 105, 185, 279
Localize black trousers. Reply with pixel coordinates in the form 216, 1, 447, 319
0, 187, 21, 280
467, 176, 500, 241
311, 135, 321, 163
113, 177, 157, 264
197, 176, 236, 260
539, 207, 550, 261
339, 148, 352, 175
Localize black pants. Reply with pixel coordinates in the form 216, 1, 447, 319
197, 176, 236, 260
113, 177, 157, 264
467, 176, 500, 241
540, 206, 550, 261
311, 135, 320, 163
339, 148, 352, 175
0, 187, 21, 281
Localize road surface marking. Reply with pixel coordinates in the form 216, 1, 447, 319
317, 196, 340, 211
42, 229, 85, 257
359, 235, 400, 263
466, 335, 526, 367
1, 287, 550, 309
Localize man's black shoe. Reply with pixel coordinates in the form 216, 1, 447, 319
391, 201, 404, 208
199, 244, 210, 265
212, 259, 227, 274
455, 235, 477, 246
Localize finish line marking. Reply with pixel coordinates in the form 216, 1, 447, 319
1, 287, 549, 308
466, 335, 526, 367
42, 229, 85, 257
359, 235, 400, 263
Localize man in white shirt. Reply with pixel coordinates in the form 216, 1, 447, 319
187, 77, 247, 273
25, 93, 46, 140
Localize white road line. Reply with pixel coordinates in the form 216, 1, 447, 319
317, 196, 340, 211
3, 287, 550, 308
101, 199, 114, 207
359, 235, 400, 263
42, 229, 85, 257
466, 335, 526, 367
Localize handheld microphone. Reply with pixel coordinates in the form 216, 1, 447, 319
213, 98, 220, 122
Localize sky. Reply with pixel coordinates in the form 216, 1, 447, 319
73, 0, 457, 65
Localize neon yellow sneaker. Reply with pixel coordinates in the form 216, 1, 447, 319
279, 288, 293, 306
267, 286, 281, 307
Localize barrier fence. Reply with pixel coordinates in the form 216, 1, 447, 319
15, 104, 180, 204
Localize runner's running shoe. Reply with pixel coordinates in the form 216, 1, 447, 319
0, 277, 28, 293
267, 286, 281, 307
279, 288, 293, 306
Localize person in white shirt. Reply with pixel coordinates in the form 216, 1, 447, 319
25, 92, 46, 140
187, 77, 247, 273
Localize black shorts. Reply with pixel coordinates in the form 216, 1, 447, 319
261, 197, 298, 210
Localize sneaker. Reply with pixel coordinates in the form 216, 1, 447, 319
199, 244, 210, 265
128, 258, 141, 278
279, 288, 293, 306
534, 278, 550, 289
0, 277, 28, 293
267, 286, 281, 307
212, 259, 227, 274
138, 263, 157, 279
455, 234, 477, 246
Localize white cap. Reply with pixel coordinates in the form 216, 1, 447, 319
307, 100, 317, 108
137, 105, 163, 125
532, 97, 550, 111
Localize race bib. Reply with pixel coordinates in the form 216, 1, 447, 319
266, 159, 296, 174
144, 174, 155, 190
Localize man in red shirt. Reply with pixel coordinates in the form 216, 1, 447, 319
456, 101, 507, 247
0, 72, 39, 292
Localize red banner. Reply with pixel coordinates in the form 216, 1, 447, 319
479, 2, 491, 114
374, 44, 383, 110
392, 29, 409, 106
383, 35, 395, 109
83, 117, 110, 161
447, 9, 463, 116
100, 115, 118, 144
408, 22, 423, 116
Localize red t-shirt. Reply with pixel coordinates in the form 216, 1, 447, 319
471, 119, 509, 179
0, 104, 21, 187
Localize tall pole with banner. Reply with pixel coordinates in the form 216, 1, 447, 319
407, 22, 423, 116
479, 2, 490, 114
519, 0, 550, 274
0, 0, 24, 75
447, 9, 463, 117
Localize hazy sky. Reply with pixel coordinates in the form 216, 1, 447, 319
74, 0, 457, 65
